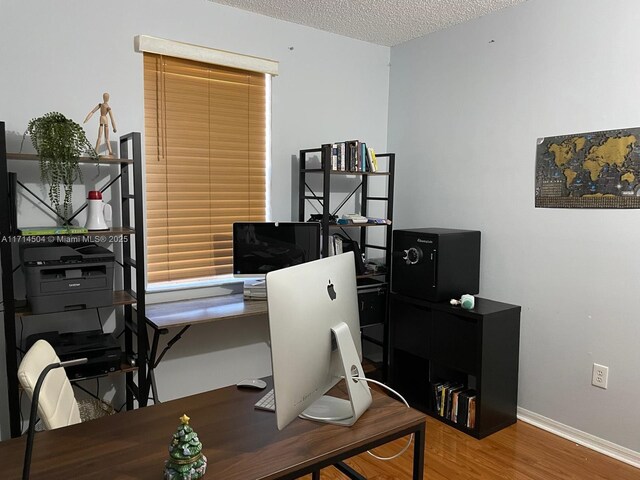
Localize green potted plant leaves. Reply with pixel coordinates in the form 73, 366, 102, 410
23, 112, 98, 222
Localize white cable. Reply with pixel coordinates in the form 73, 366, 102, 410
350, 375, 414, 461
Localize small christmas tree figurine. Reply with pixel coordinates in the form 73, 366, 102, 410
163, 414, 207, 480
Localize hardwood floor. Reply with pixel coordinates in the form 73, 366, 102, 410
302, 417, 639, 479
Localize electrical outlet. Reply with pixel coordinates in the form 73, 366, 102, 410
592, 363, 609, 389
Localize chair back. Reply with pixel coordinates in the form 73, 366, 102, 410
18, 340, 81, 430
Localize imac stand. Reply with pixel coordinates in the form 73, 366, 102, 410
300, 322, 372, 426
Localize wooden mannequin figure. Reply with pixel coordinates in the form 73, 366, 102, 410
84, 92, 117, 156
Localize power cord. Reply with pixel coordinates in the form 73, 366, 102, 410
349, 375, 414, 461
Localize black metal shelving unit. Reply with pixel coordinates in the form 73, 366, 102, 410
298, 144, 395, 379
0, 121, 148, 438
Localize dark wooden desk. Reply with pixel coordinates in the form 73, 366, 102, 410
144, 294, 268, 401
0, 379, 426, 479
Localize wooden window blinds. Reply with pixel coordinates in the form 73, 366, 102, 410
144, 53, 267, 283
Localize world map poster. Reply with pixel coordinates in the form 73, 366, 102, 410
535, 127, 640, 208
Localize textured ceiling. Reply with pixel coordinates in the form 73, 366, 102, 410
210, 0, 527, 46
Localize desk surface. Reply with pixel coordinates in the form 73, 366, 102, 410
1, 379, 426, 479
145, 293, 267, 329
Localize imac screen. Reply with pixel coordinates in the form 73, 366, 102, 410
233, 222, 320, 277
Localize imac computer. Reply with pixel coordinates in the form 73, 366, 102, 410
232, 222, 321, 278
265, 252, 372, 430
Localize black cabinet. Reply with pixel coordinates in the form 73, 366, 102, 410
389, 293, 520, 438
298, 144, 395, 378
0, 121, 148, 438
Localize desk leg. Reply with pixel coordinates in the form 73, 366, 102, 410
148, 329, 162, 404
146, 325, 191, 404
412, 422, 426, 479
334, 462, 366, 479
311, 470, 320, 480
149, 368, 160, 404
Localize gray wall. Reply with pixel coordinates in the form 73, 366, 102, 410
0, 0, 390, 440
388, 0, 640, 452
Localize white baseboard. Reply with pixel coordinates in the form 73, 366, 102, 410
517, 407, 640, 469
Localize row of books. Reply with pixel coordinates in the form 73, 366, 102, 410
430, 381, 476, 429
323, 140, 379, 172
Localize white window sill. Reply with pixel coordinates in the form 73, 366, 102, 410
146, 275, 246, 304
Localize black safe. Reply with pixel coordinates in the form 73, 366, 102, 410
391, 228, 480, 301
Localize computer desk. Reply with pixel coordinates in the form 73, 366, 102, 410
144, 294, 268, 402
0, 378, 427, 479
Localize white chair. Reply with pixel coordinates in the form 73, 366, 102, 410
18, 340, 81, 430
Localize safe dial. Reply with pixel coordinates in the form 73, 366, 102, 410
403, 247, 423, 265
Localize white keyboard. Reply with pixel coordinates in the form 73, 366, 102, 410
254, 388, 275, 411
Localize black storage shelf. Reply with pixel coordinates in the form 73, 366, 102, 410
329, 223, 389, 228
301, 168, 391, 176
298, 143, 395, 380
13, 290, 138, 317
14, 227, 136, 237
389, 293, 521, 439
5, 152, 134, 164
0, 121, 148, 438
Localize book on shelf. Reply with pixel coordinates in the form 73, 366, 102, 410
364, 144, 374, 172
445, 384, 464, 420
451, 388, 462, 422
438, 383, 449, 416
468, 396, 477, 429
368, 147, 378, 172
456, 389, 477, 429
339, 214, 368, 224
439, 382, 463, 418
346, 140, 358, 171
430, 381, 443, 412
329, 233, 344, 256
436, 382, 447, 415
366, 217, 391, 225
19, 226, 89, 236
321, 140, 380, 173
430, 380, 476, 427
457, 390, 469, 427
331, 143, 338, 171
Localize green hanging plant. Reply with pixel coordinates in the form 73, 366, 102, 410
23, 112, 98, 222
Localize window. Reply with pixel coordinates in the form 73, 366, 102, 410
143, 52, 269, 284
